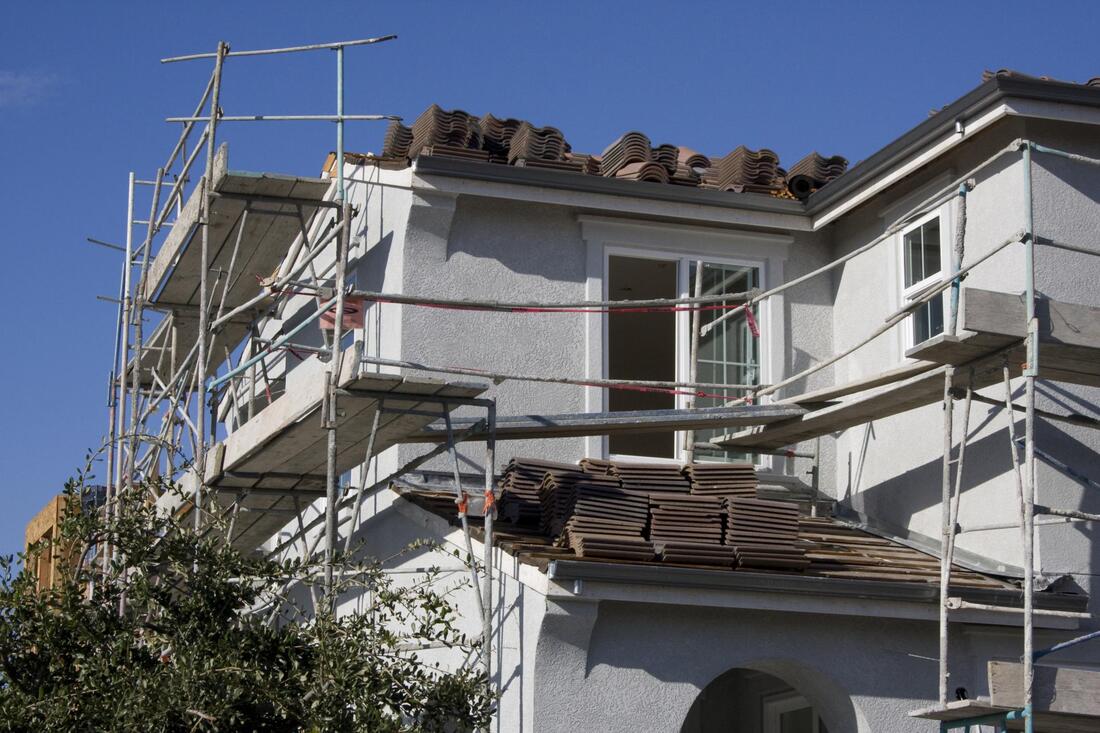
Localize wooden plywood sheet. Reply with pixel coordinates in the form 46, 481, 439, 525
716, 354, 1014, 450
910, 699, 1100, 732
990, 661, 1100, 718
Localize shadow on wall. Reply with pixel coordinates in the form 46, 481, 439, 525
681, 661, 867, 733
444, 198, 587, 283
846, 423, 1016, 532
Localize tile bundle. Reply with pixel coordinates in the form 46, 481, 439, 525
786, 152, 849, 199
381, 121, 413, 159
561, 484, 649, 541
497, 458, 582, 527
649, 494, 736, 567
507, 121, 569, 164
684, 463, 758, 499
408, 105, 483, 159
701, 146, 783, 193
379, 103, 847, 199
589, 460, 694, 495
538, 467, 622, 538
725, 497, 809, 570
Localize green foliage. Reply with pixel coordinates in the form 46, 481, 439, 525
0, 476, 493, 732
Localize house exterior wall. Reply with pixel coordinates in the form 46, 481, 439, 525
529, 597, 1026, 733
828, 116, 1100, 626
265, 107, 1100, 733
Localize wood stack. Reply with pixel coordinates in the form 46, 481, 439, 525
684, 463, 758, 498
725, 497, 809, 570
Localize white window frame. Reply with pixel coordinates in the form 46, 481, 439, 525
763, 690, 820, 733
897, 207, 951, 354
578, 215, 792, 467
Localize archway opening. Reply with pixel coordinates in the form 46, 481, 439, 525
681, 667, 829, 733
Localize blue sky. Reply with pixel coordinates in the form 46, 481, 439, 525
1, 0, 1098, 559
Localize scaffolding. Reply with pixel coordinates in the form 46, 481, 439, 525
94, 39, 1100, 730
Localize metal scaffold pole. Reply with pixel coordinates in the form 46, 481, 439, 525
195, 41, 227, 531
322, 43, 348, 615
1021, 140, 1038, 733
129, 167, 164, 496
481, 402, 497, 683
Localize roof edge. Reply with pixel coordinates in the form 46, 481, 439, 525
547, 559, 1086, 613
805, 76, 1100, 215
411, 154, 809, 217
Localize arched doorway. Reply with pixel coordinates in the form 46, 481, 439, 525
681, 668, 829, 733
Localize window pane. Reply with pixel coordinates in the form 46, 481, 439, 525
912, 296, 944, 344
692, 262, 760, 463
903, 217, 942, 288
780, 707, 814, 733
921, 218, 941, 282
903, 227, 921, 286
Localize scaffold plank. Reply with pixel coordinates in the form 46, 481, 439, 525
910, 699, 1100, 732
400, 404, 805, 443
144, 145, 331, 306
203, 358, 486, 551
715, 355, 1014, 450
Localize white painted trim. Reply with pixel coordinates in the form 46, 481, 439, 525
579, 215, 782, 466
411, 172, 813, 232
578, 214, 795, 250
763, 691, 818, 733
894, 203, 953, 359
812, 103, 1010, 229
876, 170, 956, 225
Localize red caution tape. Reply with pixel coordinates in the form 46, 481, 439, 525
745, 306, 760, 339
455, 492, 469, 516
484, 488, 496, 512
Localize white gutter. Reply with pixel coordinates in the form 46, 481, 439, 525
811, 103, 1011, 229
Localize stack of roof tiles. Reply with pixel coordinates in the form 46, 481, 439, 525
374, 104, 848, 199
648, 494, 736, 566
478, 113, 523, 164
725, 497, 809, 570
537, 465, 622, 538
701, 146, 784, 193
406, 105, 487, 161
497, 458, 575, 527
560, 485, 653, 560
786, 153, 849, 199
586, 459, 694, 495
684, 463, 758, 499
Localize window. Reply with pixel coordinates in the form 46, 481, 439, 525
763, 691, 827, 733
692, 262, 760, 462
605, 254, 762, 461
901, 213, 945, 345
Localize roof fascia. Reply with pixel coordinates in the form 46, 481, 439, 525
808, 77, 1100, 228
410, 155, 812, 233
548, 559, 1085, 629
